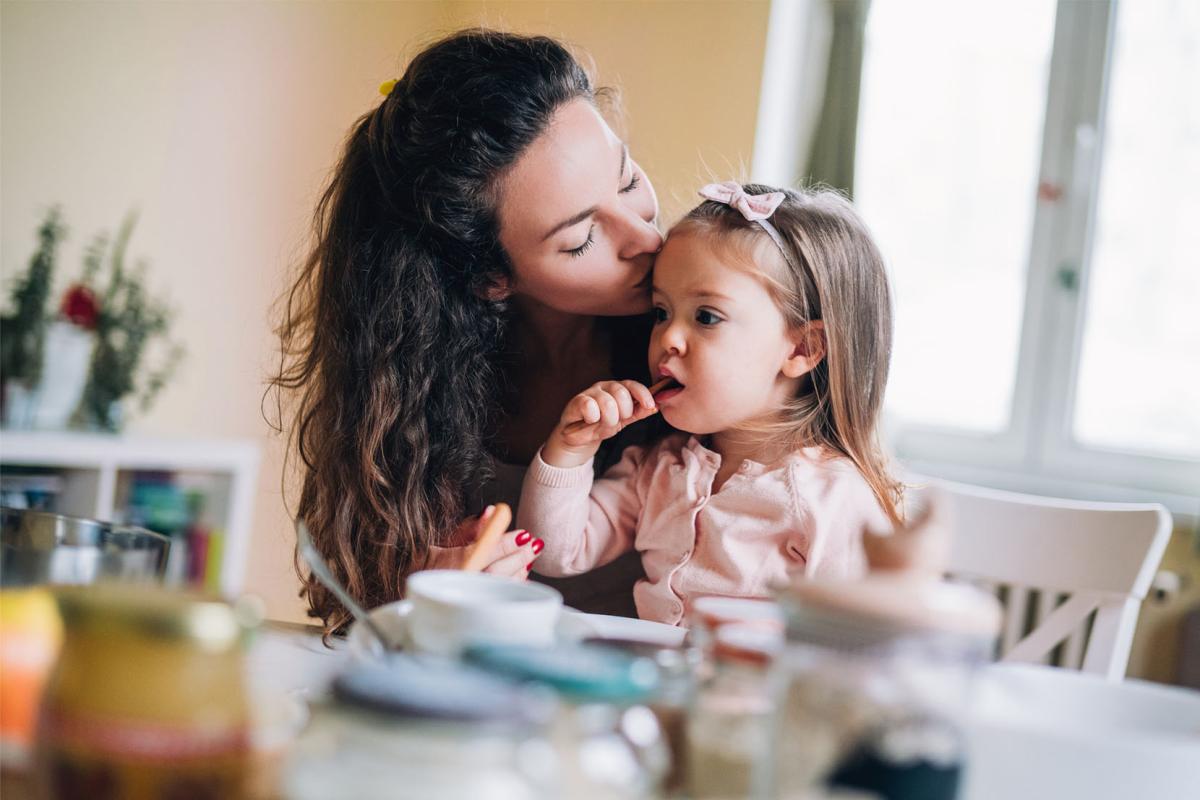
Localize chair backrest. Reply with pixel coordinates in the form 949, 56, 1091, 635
911, 477, 1172, 680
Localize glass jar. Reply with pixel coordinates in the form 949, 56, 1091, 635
34, 585, 258, 800
767, 577, 1001, 800
686, 622, 783, 799
283, 654, 552, 800
465, 642, 669, 800
583, 637, 700, 796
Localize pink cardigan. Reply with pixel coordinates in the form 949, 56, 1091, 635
518, 434, 889, 625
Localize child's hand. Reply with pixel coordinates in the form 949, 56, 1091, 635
543, 380, 658, 467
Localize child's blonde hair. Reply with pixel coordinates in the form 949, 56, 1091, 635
673, 183, 903, 525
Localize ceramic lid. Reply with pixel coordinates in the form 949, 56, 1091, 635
333, 654, 545, 722
464, 643, 659, 703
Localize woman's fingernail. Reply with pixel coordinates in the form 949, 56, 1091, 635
532, 539, 544, 555
515, 530, 532, 546
526, 561, 535, 571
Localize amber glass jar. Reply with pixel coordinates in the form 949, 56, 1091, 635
35, 585, 257, 800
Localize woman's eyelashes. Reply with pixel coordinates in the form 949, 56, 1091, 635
619, 172, 641, 195
564, 225, 595, 258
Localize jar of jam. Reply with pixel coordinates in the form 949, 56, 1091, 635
765, 498, 1001, 800
465, 642, 669, 799
284, 654, 553, 800
34, 585, 259, 800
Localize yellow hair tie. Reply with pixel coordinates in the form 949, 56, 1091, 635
379, 78, 398, 97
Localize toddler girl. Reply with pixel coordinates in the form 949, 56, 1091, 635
517, 182, 902, 625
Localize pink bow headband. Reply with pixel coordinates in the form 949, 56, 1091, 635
697, 181, 795, 269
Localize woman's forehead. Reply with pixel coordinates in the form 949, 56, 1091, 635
495, 99, 625, 244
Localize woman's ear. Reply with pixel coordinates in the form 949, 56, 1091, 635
478, 274, 513, 302
782, 320, 826, 378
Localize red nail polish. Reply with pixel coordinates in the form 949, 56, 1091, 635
532, 539, 544, 555
525, 562, 534, 571
515, 530, 532, 546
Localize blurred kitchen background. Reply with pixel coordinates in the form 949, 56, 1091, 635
2, 0, 1197, 685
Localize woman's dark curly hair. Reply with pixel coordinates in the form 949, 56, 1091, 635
269, 30, 597, 634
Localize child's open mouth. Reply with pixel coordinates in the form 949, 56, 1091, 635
652, 376, 685, 402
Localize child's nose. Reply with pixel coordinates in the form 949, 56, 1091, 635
660, 320, 686, 355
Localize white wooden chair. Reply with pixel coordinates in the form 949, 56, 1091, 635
911, 478, 1172, 680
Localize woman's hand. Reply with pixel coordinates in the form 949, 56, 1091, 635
544, 380, 658, 467
423, 506, 544, 578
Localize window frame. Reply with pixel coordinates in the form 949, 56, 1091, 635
871, 0, 1199, 516
763, 0, 1195, 520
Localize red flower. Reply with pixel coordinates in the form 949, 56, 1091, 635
60, 284, 100, 329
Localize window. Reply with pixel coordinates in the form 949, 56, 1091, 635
855, 0, 1199, 511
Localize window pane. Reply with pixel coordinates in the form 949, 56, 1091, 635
856, 0, 1057, 433
1073, 0, 1200, 460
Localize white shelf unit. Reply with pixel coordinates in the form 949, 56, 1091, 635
0, 430, 261, 596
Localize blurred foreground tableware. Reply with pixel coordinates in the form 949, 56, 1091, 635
0, 588, 62, 766
1, 507, 171, 587
465, 643, 668, 799
33, 584, 261, 800
765, 495, 1002, 800
405, 569, 563, 656
283, 655, 552, 800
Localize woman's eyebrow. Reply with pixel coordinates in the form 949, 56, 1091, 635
540, 143, 630, 243
542, 206, 596, 242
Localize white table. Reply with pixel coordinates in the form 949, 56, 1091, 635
248, 626, 1200, 800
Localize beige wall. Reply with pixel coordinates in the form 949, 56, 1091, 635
1, 1, 770, 623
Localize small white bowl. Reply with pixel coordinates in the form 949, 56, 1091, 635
404, 570, 564, 656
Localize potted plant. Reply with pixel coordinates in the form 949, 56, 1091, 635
1, 209, 65, 427
75, 214, 184, 432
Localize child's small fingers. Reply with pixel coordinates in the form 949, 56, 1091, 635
602, 382, 636, 419
625, 381, 656, 410
590, 390, 620, 427
574, 395, 600, 424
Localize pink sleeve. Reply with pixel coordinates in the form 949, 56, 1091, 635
785, 463, 888, 579
517, 443, 651, 577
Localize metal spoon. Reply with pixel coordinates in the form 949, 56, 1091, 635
295, 518, 396, 655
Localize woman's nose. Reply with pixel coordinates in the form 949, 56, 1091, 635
616, 207, 664, 260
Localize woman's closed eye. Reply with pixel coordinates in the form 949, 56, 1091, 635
564, 225, 595, 258
619, 173, 641, 195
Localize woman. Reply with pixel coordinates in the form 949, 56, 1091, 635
272, 29, 665, 634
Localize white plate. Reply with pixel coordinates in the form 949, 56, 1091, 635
348, 600, 686, 659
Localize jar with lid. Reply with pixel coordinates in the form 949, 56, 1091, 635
686, 621, 783, 799
34, 584, 259, 800
583, 636, 700, 796
765, 521, 1002, 800
464, 642, 669, 799
283, 654, 554, 800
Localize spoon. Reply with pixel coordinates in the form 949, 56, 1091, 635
295, 518, 396, 655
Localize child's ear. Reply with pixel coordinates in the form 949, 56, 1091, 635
782, 320, 826, 378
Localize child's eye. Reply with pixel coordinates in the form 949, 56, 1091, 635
695, 309, 723, 326
652, 306, 668, 323
564, 226, 595, 258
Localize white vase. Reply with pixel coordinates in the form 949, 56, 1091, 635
31, 320, 95, 430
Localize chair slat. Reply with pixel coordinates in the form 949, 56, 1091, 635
1006, 594, 1097, 665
